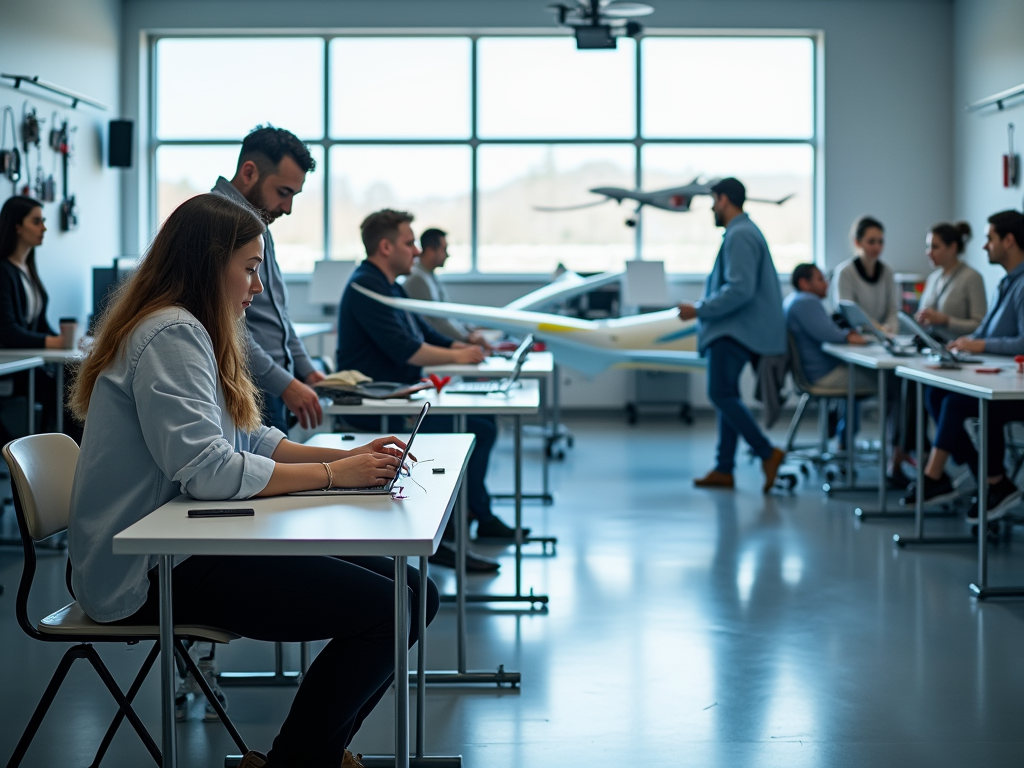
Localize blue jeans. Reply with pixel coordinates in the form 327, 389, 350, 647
706, 337, 773, 474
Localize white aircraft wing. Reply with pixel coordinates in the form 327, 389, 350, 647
504, 270, 625, 311
352, 283, 704, 375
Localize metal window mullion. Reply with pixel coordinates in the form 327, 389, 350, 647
323, 35, 331, 260
470, 35, 479, 274
635, 34, 643, 261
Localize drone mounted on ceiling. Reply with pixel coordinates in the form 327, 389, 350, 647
549, 0, 655, 49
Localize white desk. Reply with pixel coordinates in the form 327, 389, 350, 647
894, 357, 1024, 599
426, 353, 556, 503
323, 381, 544, 685
821, 343, 916, 517
0, 348, 82, 432
113, 433, 473, 768
0, 356, 45, 434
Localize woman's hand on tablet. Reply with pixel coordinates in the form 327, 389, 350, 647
330, 453, 402, 488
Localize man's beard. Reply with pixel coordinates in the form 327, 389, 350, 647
714, 210, 724, 227
244, 187, 278, 225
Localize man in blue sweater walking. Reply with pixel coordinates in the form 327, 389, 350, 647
678, 178, 787, 492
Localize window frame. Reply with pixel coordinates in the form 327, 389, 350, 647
148, 29, 822, 279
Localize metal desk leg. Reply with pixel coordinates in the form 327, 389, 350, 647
825, 362, 876, 494
26, 367, 34, 435
417, 556, 427, 759
970, 400, 1024, 598
395, 556, 410, 768
159, 555, 177, 768
424, 415, 521, 686
856, 369, 923, 519
894, 381, 973, 547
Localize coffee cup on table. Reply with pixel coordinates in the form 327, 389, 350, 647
59, 318, 78, 350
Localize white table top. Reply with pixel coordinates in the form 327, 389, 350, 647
423, 351, 554, 379
0, 348, 83, 363
113, 434, 473, 558
0, 356, 44, 376
821, 342, 918, 370
895, 356, 1024, 400
293, 322, 334, 338
324, 378, 541, 416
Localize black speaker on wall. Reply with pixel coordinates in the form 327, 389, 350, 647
108, 119, 133, 168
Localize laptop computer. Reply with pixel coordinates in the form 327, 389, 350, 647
837, 300, 915, 356
444, 335, 534, 395
289, 401, 431, 496
898, 311, 982, 367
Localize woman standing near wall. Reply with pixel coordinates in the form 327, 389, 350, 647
915, 221, 987, 341
829, 216, 900, 334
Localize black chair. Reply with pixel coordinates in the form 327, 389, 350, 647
2, 433, 249, 767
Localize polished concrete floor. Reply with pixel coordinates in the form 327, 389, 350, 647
3, 411, 1024, 767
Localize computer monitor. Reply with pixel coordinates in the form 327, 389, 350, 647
90, 257, 139, 330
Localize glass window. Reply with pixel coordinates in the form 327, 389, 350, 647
641, 144, 813, 274
642, 37, 814, 139
477, 37, 636, 139
477, 144, 636, 274
330, 146, 472, 271
155, 38, 325, 140
329, 38, 471, 139
155, 144, 325, 274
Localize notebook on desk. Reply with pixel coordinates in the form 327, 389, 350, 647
288, 402, 430, 496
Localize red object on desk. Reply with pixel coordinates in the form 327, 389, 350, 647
1015, 355, 1024, 373
976, 367, 1002, 374
423, 374, 451, 392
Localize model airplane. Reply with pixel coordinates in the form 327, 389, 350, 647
352, 283, 705, 376
534, 177, 793, 226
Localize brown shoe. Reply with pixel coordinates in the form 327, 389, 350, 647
238, 751, 268, 768
341, 750, 366, 768
762, 448, 786, 493
694, 470, 735, 488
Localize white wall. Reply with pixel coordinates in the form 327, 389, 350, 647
953, 0, 1024, 293
0, 0, 122, 328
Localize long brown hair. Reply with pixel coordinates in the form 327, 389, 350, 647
0, 196, 48, 297
71, 194, 265, 431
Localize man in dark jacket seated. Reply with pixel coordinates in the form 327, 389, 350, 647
336, 209, 526, 571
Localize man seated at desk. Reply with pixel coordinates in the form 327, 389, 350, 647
905, 210, 1024, 521
402, 227, 490, 347
336, 209, 526, 571
784, 263, 873, 447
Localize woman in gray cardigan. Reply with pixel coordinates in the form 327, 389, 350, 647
915, 221, 987, 341
829, 216, 900, 333
68, 194, 437, 768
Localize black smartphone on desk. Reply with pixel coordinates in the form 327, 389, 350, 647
188, 508, 255, 518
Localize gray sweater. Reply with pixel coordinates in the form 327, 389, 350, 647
69, 307, 283, 622
918, 263, 988, 341
401, 262, 472, 342
829, 257, 899, 334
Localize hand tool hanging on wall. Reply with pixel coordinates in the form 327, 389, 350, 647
20, 103, 43, 197
1004, 123, 1019, 188
0, 106, 22, 187
56, 118, 78, 231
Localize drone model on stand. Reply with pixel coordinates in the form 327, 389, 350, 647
549, 0, 655, 49
534, 177, 795, 226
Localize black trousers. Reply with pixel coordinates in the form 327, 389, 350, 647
127, 555, 439, 768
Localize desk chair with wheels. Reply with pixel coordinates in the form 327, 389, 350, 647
2, 433, 249, 768
784, 334, 874, 470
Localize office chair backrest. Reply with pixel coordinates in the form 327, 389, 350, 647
787, 333, 815, 393
3, 433, 79, 541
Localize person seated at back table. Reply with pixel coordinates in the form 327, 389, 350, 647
785, 263, 872, 447
915, 221, 987, 342
830, 216, 899, 334
402, 227, 491, 347
68, 193, 436, 768
903, 210, 1024, 522
0, 195, 81, 440
336, 209, 527, 572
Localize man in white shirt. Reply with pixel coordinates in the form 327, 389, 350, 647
402, 228, 489, 346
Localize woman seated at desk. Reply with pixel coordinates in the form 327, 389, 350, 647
68, 194, 438, 768
0, 196, 77, 437
830, 216, 899, 334
915, 221, 987, 341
